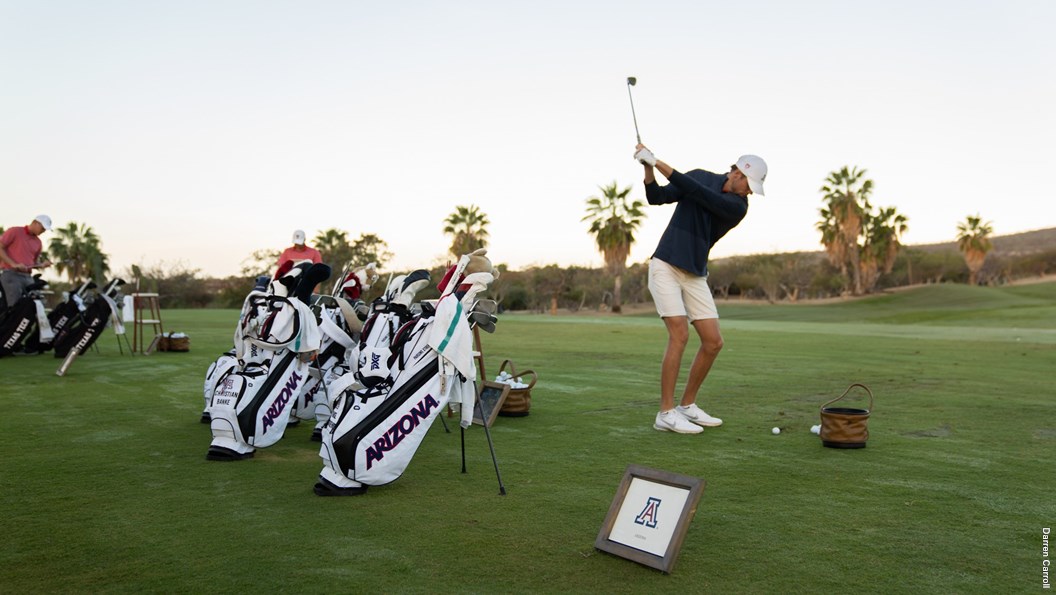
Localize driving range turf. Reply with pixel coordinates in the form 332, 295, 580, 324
1, 283, 1053, 593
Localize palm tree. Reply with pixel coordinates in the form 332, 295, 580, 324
350, 233, 393, 269
313, 228, 353, 273
818, 166, 872, 295
48, 222, 109, 283
956, 215, 994, 285
861, 207, 909, 291
443, 205, 490, 258
582, 181, 645, 313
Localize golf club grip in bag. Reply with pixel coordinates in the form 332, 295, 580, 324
208, 351, 308, 454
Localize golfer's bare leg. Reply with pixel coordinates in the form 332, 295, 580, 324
660, 316, 689, 411
680, 318, 723, 406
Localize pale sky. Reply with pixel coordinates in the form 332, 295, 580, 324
3, 1, 1053, 279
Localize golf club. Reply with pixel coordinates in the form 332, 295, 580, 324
626, 76, 641, 143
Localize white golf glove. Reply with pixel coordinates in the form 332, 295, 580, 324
634, 147, 656, 166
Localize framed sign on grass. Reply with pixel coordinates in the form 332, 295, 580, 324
594, 464, 705, 574
473, 381, 511, 427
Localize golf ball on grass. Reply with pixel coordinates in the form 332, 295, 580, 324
771, 427, 781, 435
810, 424, 821, 435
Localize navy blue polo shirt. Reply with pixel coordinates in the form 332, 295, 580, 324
645, 168, 748, 277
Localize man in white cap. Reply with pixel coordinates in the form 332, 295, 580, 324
632, 144, 768, 434
0, 215, 53, 307
276, 229, 321, 274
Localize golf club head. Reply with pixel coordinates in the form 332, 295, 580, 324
627, 76, 636, 86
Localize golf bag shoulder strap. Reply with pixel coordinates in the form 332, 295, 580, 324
388, 318, 425, 371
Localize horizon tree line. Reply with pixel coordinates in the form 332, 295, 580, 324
13, 190, 998, 299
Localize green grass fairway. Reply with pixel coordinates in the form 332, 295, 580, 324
2, 284, 1053, 593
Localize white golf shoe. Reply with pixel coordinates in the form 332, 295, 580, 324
676, 404, 723, 427
654, 410, 704, 434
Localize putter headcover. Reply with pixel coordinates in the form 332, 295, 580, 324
340, 262, 378, 301
437, 249, 499, 300
271, 261, 311, 297
293, 263, 332, 304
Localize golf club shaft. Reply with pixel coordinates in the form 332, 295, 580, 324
626, 83, 641, 144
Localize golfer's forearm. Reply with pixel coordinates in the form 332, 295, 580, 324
643, 166, 656, 184
0, 246, 16, 268
655, 160, 674, 179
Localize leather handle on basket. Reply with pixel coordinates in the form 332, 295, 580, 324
499, 359, 537, 389
515, 369, 538, 390
820, 383, 874, 412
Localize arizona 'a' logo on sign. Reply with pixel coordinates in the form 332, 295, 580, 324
634, 496, 661, 528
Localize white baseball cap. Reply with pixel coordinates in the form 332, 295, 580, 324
292, 230, 306, 244
736, 155, 768, 196
34, 214, 53, 230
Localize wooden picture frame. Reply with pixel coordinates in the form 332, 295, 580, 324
473, 381, 511, 427
594, 464, 706, 574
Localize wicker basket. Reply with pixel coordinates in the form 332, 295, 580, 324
156, 333, 190, 352
819, 383, 873, 449
497, 359, 537, 417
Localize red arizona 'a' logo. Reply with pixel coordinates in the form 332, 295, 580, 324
634, 497, 661, 528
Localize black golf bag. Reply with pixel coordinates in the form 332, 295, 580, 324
0, 275, 53, 357
39, 280, 98, 352
205, 262, 330, 460
51, 279, 126, 358
315, 253, 497, 495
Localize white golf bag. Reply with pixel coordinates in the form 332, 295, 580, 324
353, 269, 431, 389
201, 348, 239, 423
315, 254, 496, 495
205, 262, 328, 460
294, 264, 378, 440
294, 296, 359, 435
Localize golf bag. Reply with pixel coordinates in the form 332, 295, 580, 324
0, 275, 53, 357
292, 264, 378, 437
354, 270, 431, 389
315, 253, 496, 495
51, 279, 126, 358
38, 280, 98, 353
205, 262, 329, 460
295, 298, 361, 433
201, 348, 239, 423
309, 270, 430, 439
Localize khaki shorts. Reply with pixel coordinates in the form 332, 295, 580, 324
648, 258, 718, 321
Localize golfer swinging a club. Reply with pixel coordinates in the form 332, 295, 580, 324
634, 143, 767, 434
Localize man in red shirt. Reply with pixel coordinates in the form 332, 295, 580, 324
276, 230, 322, 274
1, 214, 53, 307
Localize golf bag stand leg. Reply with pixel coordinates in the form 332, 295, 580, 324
480, 418, 506, 495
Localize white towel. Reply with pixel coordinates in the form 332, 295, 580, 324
427, 295, 474, 381
319, 309, 355, 349
34, 300, 54, 342
122, 295, 135, 322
